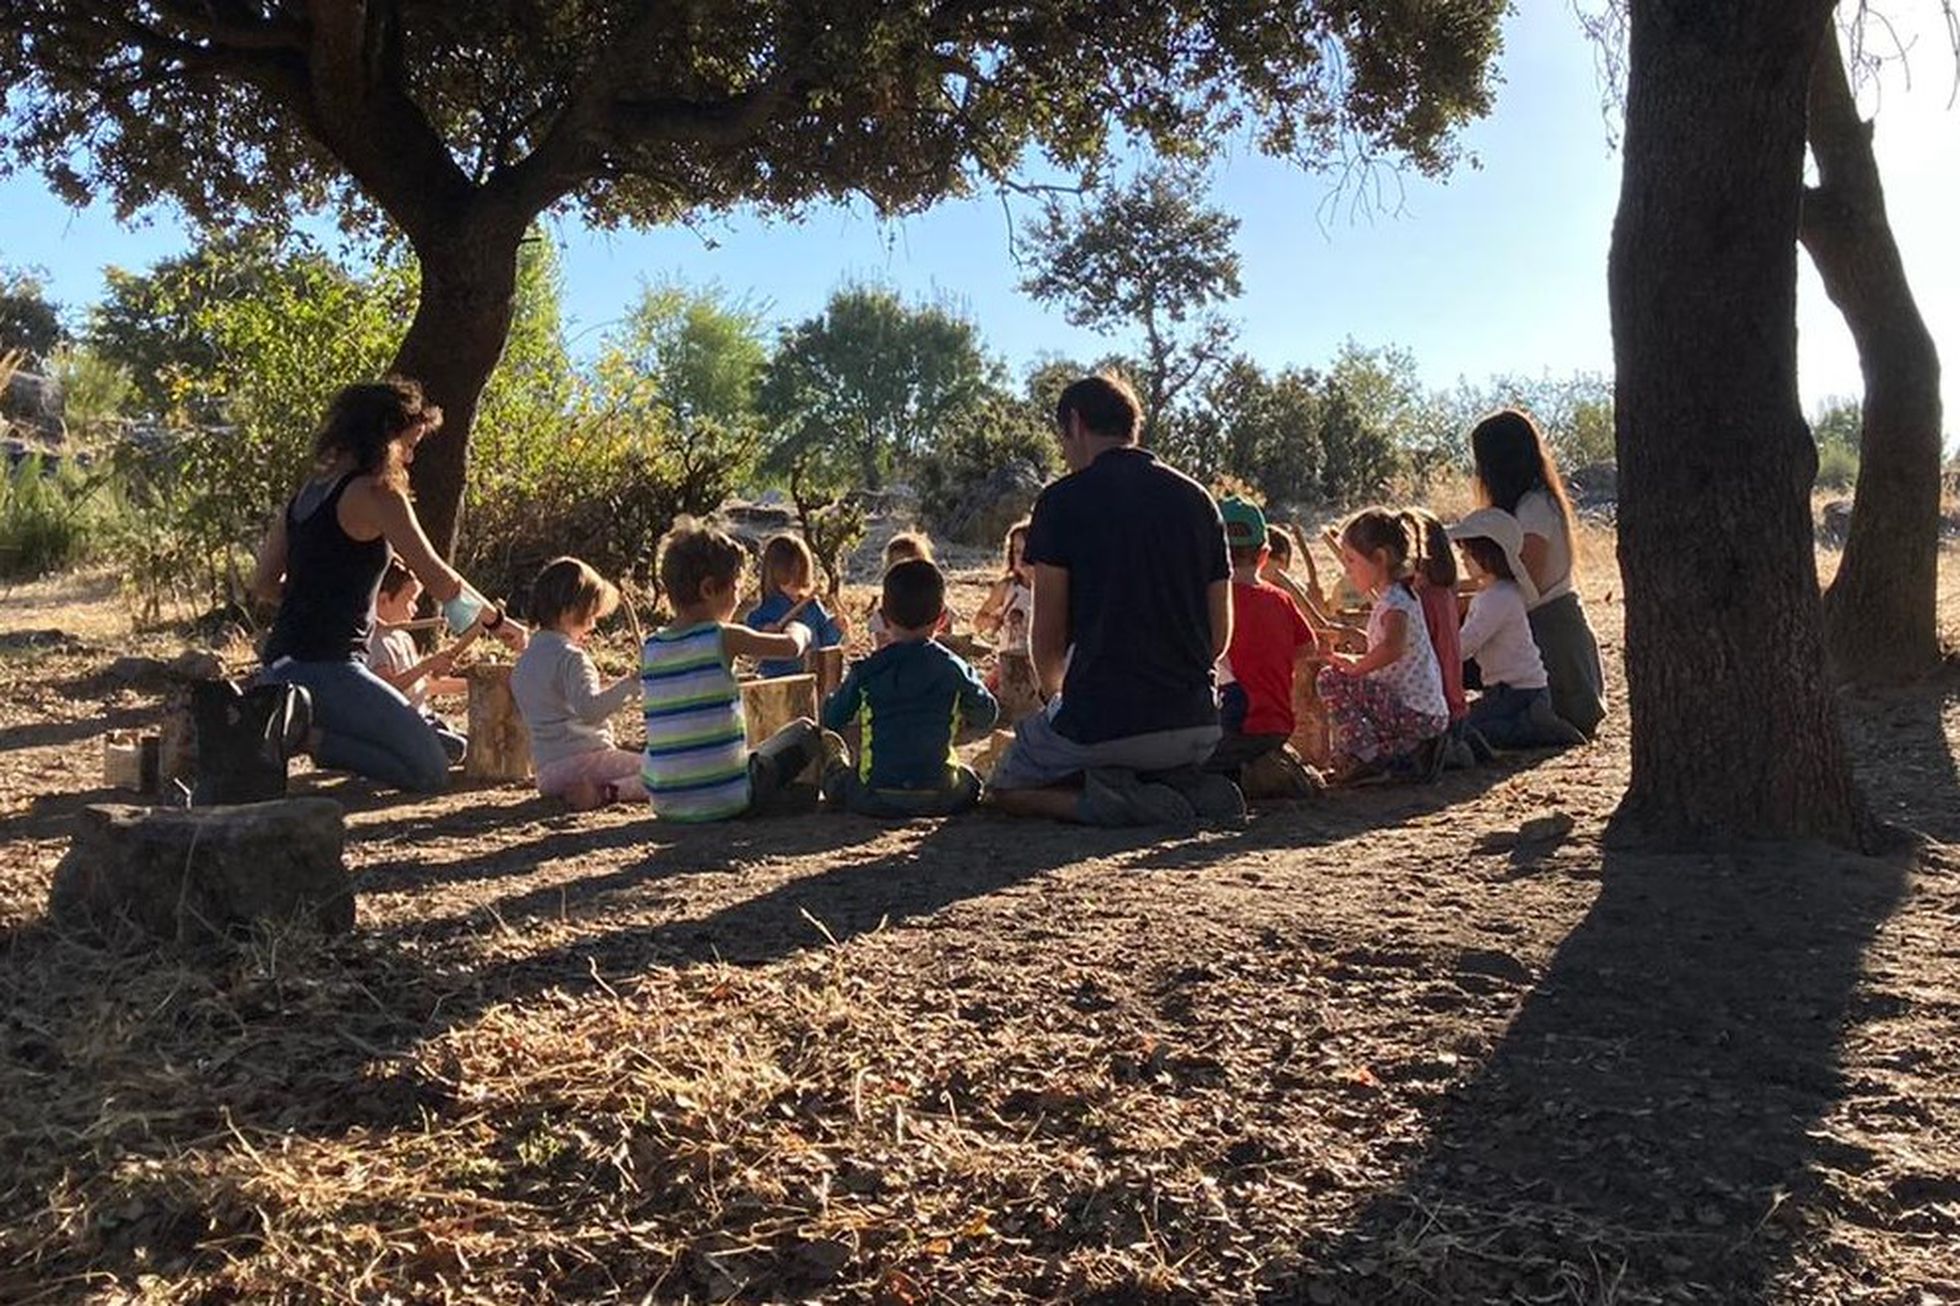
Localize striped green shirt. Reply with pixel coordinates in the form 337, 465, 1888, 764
642, 622, 750, 821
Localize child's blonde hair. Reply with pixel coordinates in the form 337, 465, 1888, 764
530, 556, 619, 631
1000, 518, 1031, 579
659, 519, 747, 607
884, 530, 934, 568
759, 533, 816, 596
1339, 507, 1426, 586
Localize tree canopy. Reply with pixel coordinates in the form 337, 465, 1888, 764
1020, 163, 1243, 446
760, 285, 992, 491
2, 3, 1509, 236
0, 267, 63, 362
0, 0, 1508, 551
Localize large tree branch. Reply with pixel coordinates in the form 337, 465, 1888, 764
65, 0, 303, 83
293, 0, 481, 240
608, 76, 810, 146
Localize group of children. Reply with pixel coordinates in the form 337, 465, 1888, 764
493, 523, 1005, 820
372, 492, 1582, 823
1203, 496, 1584, 788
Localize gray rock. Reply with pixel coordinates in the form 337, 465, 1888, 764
947, 462, 1044, 548
50, 800, 353, 940
1819, 498, 1854, 546
169, 648, 225, 682
1566, 462, 1618, 507
106, 655, 173, 688
1, 369, 64, 439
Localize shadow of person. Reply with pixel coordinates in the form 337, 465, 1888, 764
443, 809, 1179, 988
1264, 839, 1910, 1302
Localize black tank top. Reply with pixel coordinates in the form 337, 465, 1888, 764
262, 472, 390, 663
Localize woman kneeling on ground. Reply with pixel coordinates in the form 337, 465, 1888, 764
1468, 408, 1608, 740
251, 377, 527, 791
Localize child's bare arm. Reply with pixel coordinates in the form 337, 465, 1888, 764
399, 624, 485, 691
723, 621, 810, 664
974, 578, 1011, 636
1337, 610, 1406, 676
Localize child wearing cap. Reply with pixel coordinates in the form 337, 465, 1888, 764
1210, 497, 1321, 778
1448, 509, 1587, 750
821, 558, 999, 817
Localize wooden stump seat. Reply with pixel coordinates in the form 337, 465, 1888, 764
464, 663, 533, 783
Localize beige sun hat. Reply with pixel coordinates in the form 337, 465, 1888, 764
1447, 508, 1540, 606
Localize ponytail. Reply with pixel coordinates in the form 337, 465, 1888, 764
1338, 506, 1420, 583
1398, 510, 1427, 582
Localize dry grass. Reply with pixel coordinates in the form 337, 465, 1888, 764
3, 530, 1958, 1303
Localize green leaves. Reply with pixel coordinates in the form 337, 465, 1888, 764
760, 285, 993, 493
1019, 163, 1243, 443
1, 2, 1506, 237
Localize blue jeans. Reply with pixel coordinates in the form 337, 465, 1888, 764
261, 658, 451, 792
1466, 683, 1584, 751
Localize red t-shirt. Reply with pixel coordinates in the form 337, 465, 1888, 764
1226, 580, 1316, 736
1417, 581, 1467, 721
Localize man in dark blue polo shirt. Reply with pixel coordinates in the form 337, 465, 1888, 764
990, 373, 1242, 825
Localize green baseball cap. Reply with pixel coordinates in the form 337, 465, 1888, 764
1220, 496, 1269, 549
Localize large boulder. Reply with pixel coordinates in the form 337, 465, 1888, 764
946, 462, 1044, 549
50, 800, 353, 941
1566, 462, 1618, 507
1, 369, 64, 442
1819, 497, 1854, 546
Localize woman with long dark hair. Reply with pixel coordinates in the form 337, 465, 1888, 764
250, 378, 526, 790
1468, 408, 1607, 739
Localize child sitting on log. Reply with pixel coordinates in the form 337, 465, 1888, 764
1447, 510, 1588, 750
1208, 498, 1320, 781
510, 556, 644, 810
645, 520, 832, 821
367, 558, 476, 765
745, 532, 847, 679
821, 558, 998, 818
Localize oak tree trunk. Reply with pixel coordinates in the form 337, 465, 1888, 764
396, 214, 526, 557
1608, 0, 1870, 847
1801, 33, 1945, 684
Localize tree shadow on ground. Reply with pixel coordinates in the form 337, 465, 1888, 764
1123, 745, 1556, 874
1264, 837, 1910, 1302
0, 704, 152, 755
0, 742, 1584, 1291
356, 808, 893, 904
0, 783, 128, 843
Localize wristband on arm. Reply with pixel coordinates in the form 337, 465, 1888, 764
441, 591, 485, 634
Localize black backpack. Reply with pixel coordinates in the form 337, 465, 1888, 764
190, 680, 313, 806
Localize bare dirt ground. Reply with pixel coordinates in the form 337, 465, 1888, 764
1, 551, 1957, 1304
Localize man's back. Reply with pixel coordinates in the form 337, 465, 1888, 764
1025, 447, 1228, 744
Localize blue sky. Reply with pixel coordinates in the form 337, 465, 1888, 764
3, 7, 1955, 430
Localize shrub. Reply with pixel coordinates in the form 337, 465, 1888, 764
460, 409, 752, 606
1816, 439, 1860, 492
915, 390, 1057, 533
46, 344, 134, 442
0, 454, 114, 580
